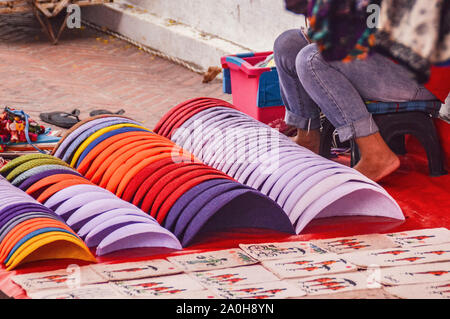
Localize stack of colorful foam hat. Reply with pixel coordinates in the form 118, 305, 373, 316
0, 171, 95, 270
2, 154, 182, 256
154, 98, 405, 234
51, 114, 295, 246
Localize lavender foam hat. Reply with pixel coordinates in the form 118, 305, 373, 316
180, 188, 295, 247
66, 198, 148, 231
160, 105, 233, 138
219, 137, 282, 177
260, 159, 339, 197
245, 149, 323, 190
258, 158, 330, 196
272, 163, 356, 207
172, 107, 247, 143
169, 107, 234, 149
174, 110, 252, 154
184, 119, 257, 162
0, 179, 50, 205
44, 184, 114, 210
287, 172, 374, 224
199, 123, 274, 164
0, 197, 38, 211
96, 223, 182, 256
0, 189, 35, 198
279, 165, 377, 212
220, 143, 311, 177
199, 123, 265, 166
54, 117, 140, 159
84, 215, 155, 248
294, 181, 404, 234
162, 179, 232, 231
54, 191, 119, 220
62, 119, 142, 163
12, 165, 79, 187
190, 121, 257, 163
0, 208, 60, 237
221, 136, 313, 178
203, 133, 271, 171
0, 190, 31, 198
78, 207, 156, 238
235, 152, 305, 185
234, 150, 319, 185
202, 128, 274, 167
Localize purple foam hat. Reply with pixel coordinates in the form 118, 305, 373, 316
173, 182, 252, 238
180, 188, 295, 247
162, 179, 231, 231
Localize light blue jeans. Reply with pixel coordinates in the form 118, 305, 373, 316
273, 29, 437, 142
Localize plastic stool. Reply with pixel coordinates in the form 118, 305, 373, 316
320, 110, 448, 177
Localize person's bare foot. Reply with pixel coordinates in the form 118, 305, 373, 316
290, 129, 320, 153
354, 152, 400, 182
353, 133, 401, 182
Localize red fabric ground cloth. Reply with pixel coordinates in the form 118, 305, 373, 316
1, 120, 449, 299
425, 66, 450, 103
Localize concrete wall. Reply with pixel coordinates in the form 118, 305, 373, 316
82, 0, 306, 72
127, 0, 306, 51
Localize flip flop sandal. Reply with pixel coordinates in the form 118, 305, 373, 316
89, 109, 125, 117
39, 109, 81, 129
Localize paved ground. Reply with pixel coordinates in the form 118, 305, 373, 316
0, 13, 231, 132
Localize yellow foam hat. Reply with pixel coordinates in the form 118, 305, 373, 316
5, 232, 96, 271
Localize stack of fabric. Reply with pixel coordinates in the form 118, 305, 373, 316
1, 154, 182, 256
154, 98, 405, 234
0, 174, 94, 271
51, 114, 294, 247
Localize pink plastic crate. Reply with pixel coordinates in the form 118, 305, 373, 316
221, 52, 285, 125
